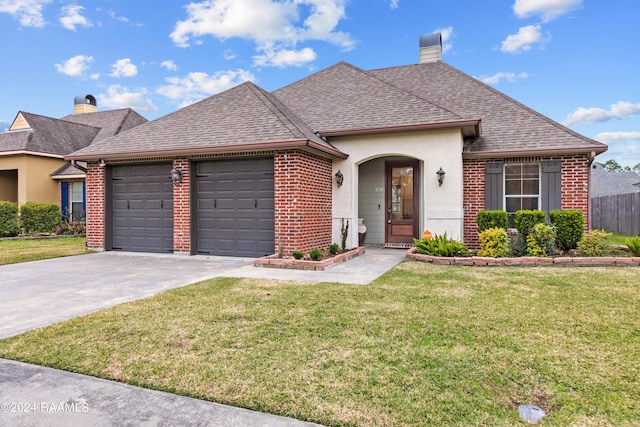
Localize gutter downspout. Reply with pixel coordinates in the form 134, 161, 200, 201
587, 151, 596, 231
71, 160, 88, 173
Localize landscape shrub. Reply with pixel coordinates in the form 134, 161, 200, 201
476, 210, 508, 233
413, 232, 469, 257
292, 251, 304, 260
577, 230, 612, 257
0, 201, 21, 237
19, 202, 61, 234
54, 220, 86, 236
309, 248, 322, 261
624, 236, 640, 257
513, 210, 546, 256
478, 227, 510, 258
550, 210, 584, 251
526, 223, 557, 257
329, 243, 339, 255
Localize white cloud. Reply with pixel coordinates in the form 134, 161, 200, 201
98, 85, 158, 112
594, 131, 640, 144
513, 0, 582, 22
390, 0, 399, 9
563, 101, 640, 126
254, 47, 317, 67
54, 54, 94, 78
59, 4, 92, 31
156, 69, 255, 108
480, 71, 528, 85
501, 25, 547, 54
160, 60, 178, 71
435, 26, 453, 54
0, 120, 9, 133
0, 0, 52, 27
223, 49, 236, 60
169, 0, 354, 68
109, 58, 138, 78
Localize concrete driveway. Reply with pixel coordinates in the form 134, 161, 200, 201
0, 252, 254, 339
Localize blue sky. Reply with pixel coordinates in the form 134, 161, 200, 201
1, 0, 638, 167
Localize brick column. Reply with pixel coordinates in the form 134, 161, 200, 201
85, 162, 105, 251
173, 158, 191, 254
462, 159, 485, 250
561, 155, 590, 232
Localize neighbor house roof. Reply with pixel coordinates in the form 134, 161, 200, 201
67, 82, 347, 160
0, 108, 148, 158
368, 62, 607, 158
591, 163, 640, 197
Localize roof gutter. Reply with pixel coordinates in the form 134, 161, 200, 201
462, 145, 608, 159
0, 150, 65, 159
71, 159, 87, 173
66, 138, 348, 161
319, 119, 481, 138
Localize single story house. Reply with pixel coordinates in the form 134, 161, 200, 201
67, 34, 607, 257
0, 95, 147, 220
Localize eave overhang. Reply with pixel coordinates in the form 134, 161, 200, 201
0, 150, 64, 159
319, 119, 481, 139
462, 145, 609, 160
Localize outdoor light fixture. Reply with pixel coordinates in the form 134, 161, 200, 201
436, 167, 446, 187
170, 167, 183, 186
98, 159, 106, 167
335, 170, 344, 187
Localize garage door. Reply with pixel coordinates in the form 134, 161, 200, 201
195, 158, 274, 257
110, 163, 173, 253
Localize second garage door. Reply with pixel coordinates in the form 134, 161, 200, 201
195, 158, 274, 257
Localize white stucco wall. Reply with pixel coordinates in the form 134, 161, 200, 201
330, 129, 464, 248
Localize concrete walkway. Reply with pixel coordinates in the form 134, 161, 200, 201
0, 248, 406, 426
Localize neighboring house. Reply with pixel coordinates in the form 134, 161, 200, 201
0, 95, 147, 220
67, 34, 607, 257
591, 163, 640, 197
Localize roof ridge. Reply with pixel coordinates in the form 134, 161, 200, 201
433, 62, 605, 148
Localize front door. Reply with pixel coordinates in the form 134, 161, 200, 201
386, 160, 419, 243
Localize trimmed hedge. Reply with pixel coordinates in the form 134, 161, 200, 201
0, 201, 21, 237
513, 210, 546, 256
478, 227, 510, 258
550, 210, 584, 251
476, 210, 508, 232
19, 202, 61, 234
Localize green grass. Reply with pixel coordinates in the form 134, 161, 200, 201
1, 262, 639, 425
608, 232, 639, 246
0, 236, 91, 265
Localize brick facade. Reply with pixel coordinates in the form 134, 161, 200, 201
172, 158, 191, 254
274, 150, 333, 256
85, 162, 105, 251
462, 154, 592, 249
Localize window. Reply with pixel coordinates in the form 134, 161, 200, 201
504, 163, 540, 226
70, 182, 84, 221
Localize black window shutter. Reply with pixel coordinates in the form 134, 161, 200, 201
541, 160, 562, 216
485, 162, 504, 210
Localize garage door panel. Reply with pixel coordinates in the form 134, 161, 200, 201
196, 158, 274, 257
110, 163, 173, 253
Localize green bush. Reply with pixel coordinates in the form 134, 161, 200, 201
0, 201, 21, 237
550, 210, 584, 251
625, 236, 640, 257
526, 223, 557, 257
19, 202, 61, 234
309, 248, 322, 261
577, 230, 612, 257
478, 227, 510, 258
292, 251, 304, 260
513, 210, 546, 256
329, 243, 339, 255
413, 232, 469, 257
476, 210, 508, 232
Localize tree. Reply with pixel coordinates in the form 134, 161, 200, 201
633, 163, 640, 174
597, 159, 631, 172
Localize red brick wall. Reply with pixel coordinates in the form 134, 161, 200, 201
85, 162, 105, 251
172, 159, 191, 254
462, 154, 591, 249
274, 150, 333, 256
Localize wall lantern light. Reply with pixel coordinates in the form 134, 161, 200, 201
98, 159, 106, 167
170, 167, 183, 186
436, 167, 446, 187
335, 170, 344, 188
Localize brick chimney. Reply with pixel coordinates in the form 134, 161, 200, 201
74, 94, 97, 114
419, 33, 442, 63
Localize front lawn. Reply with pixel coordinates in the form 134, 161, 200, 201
0, 236, 91, 265
0, 262, 638, 425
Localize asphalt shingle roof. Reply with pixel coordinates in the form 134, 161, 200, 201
591, 163, 640, 197
369, 62, 607, 156
68, 82, 344, 159
61, 108, 148, 143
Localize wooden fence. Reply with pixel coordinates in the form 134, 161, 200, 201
591, 192, 640, 236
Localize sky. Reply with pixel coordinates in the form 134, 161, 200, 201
0, 0, 638, 167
